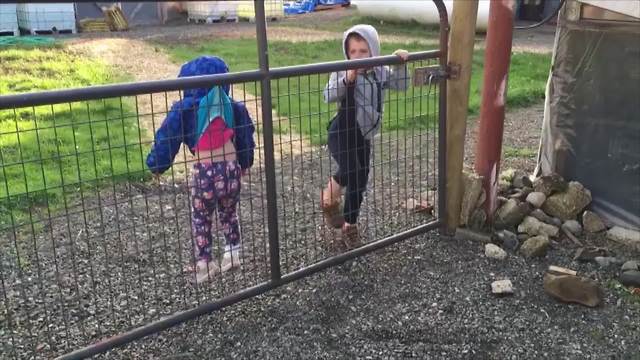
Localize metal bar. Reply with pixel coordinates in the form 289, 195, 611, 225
56, 219, 441, 360
0, 71, 262, 110
254, 0, 281, 282
474, 0, 515, 220
0, 52, 441, 110
268, 51, 441, 79
434, 0, 450, 229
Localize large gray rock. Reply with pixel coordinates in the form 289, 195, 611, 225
496, 230, 519, 251
526, 192, 546, 208
574, 247, 608, 262
582, 210, 606, 233
594, 256, 622, 268
607, 226, 640, 252
495, 199, 531, 230
512, 170, 533, 189
619, 270, 640, 287
468, 208, 487, 231
530, 209, 561, 227
459, 171, 484, 226
519, 235, 550, 258
562, 220, 583, 236
498, 169, 515, 195
509, 187, 533, 202
542, 181, 592, 221
533, 173, 567, 196
518, 216, 560, 238
485, 244, 507, 260
621, 260, 639, 272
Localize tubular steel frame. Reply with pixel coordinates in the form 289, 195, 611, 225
0, 1, 450, 358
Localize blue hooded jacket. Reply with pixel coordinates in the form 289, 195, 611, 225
146, 56, 255, 174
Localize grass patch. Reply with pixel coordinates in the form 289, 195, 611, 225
606, 279, 640, 307
0, 46, 148, 228
504, 146, 537, 159
164, 38, 550, 144
276, 14, 439, 39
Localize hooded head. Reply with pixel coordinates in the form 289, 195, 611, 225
178, 56, 230, 100
342, 24, 380, 60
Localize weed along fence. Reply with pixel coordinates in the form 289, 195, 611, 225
0, 1, 450, 358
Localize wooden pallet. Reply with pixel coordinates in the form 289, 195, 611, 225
78, 19, 110, 33
315, 3, 350, 11
104, 6, 128, 31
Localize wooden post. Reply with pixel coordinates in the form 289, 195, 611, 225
445, 0, 480, 233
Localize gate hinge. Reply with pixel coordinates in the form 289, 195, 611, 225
413, 62, 461, 86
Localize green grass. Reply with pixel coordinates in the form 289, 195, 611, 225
504, 146, 537, 159
0, 46, 148, 228
164, 38, 550, 144
606, 279, 640, 307
276, 14, 439, 39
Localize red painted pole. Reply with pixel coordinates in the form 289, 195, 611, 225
475, 0, 515, 220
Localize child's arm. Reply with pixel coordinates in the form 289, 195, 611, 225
323, 70, 349, 103
385, 49, 410, 91
146, 99, 194, 174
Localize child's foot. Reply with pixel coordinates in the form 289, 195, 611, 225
191, 259, 221, 284
321, 178, 345, 229
220, 244, 243, 273
341, 223, 362, 250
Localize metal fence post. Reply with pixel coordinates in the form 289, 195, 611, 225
254, 0, 281, 282
434, 0, 450, 231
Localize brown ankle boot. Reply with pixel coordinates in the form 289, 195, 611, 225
320, 193, 345, 229
342, 223, 362, 250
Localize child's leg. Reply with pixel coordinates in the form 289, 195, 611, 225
191, 163, 217, 262
213, 161, 242, 248
343, 139, 371, 224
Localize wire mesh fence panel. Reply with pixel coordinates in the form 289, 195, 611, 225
0, 79, 277, 358
272, 58, 441, 275
0, 1, 449, 357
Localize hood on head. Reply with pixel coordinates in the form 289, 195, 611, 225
342, 24, 380, 60
178, 56, 230, 99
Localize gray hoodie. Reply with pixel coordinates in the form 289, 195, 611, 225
323, 24, 409, 140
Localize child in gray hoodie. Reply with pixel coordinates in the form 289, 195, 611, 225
321, 24, 409, 248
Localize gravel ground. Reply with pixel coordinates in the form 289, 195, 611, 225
0, 128, 439, 359
104, 232, 639, 360
4, 9, 631, 360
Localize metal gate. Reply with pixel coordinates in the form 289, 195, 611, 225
0, 1, 450, 358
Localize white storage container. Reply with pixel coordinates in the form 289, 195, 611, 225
238, 0, 284, 21
351, 0, 491, 31
0, 3, 19, 36
187, 1, 241, 23
17, 3, 76, 34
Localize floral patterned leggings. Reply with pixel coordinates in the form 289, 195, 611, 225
191, 161, 241, 261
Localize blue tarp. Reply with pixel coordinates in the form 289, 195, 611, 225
284, 0, 349, 15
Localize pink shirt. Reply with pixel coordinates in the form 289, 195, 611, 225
193, 117, 234, 152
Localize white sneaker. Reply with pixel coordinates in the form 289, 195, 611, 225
193, 260, 221, 284
220, 244, 243, 273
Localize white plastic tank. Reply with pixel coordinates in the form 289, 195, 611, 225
0, 3, 19, 36
351, 0, 491, 31
186, 1, 242, 22
16, 3, 76, 34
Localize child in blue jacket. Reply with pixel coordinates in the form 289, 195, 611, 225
146, 56, 255, 284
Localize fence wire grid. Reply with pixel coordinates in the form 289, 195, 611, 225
0, 1, 449, 358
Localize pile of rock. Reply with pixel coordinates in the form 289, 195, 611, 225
457, 169, 640, 304
490, 171, 629, 257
